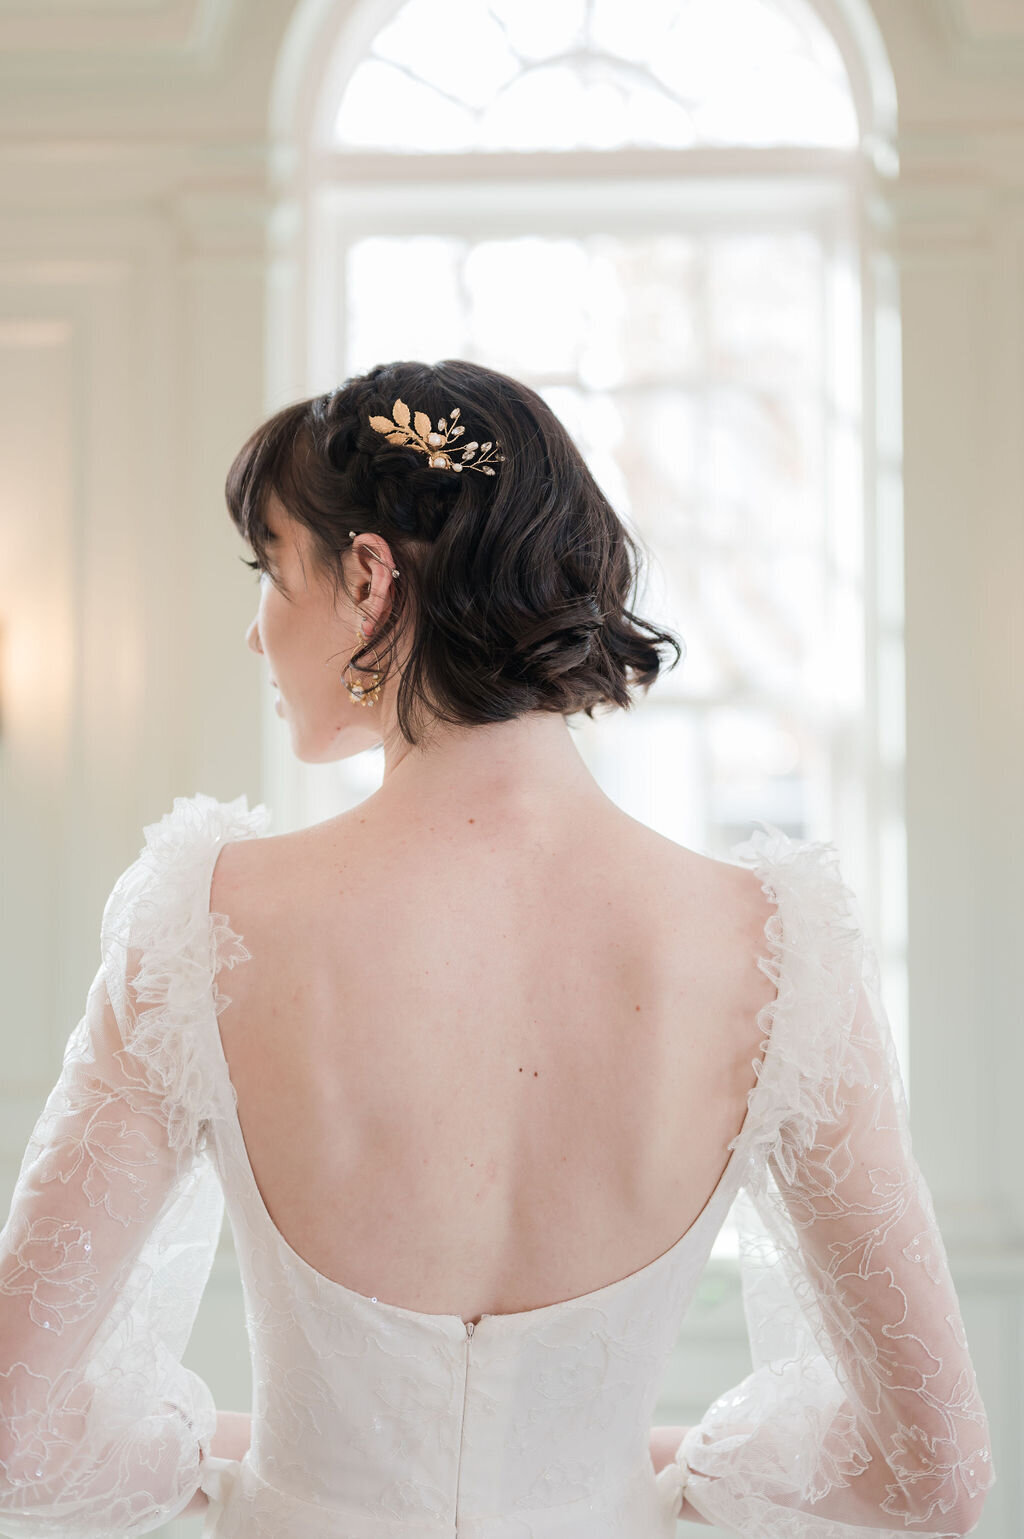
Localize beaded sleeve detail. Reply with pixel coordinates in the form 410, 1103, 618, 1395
0, 793, 270, 1536
666, 825, 994, 1538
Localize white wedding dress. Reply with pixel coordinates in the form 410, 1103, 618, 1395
0, 794, 995, 1538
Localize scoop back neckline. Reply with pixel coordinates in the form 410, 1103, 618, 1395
199, 821, 788, 1334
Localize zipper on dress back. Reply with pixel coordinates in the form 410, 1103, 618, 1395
454, 1320, 474, 1529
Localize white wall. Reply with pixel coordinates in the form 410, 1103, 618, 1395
0, 3, 1019, 1535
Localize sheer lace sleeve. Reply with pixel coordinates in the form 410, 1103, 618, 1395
0, 792, 270, 1537
660, 827, 995, 1538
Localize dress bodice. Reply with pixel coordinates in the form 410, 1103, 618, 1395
194, 793, 763, 1537
0, 793, 995, 1539
201, 1029, 750, 1537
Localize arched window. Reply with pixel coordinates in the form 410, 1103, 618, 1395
333, 0, 858, 152
276, 1, 903, 1079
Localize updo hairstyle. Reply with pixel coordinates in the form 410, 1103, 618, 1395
225, 358, 683, 746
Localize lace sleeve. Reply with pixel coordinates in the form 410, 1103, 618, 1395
663, 828, 995, 1538
0, 792, 269, 1537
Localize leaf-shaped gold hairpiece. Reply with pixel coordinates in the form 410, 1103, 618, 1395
368, 399, 506, 476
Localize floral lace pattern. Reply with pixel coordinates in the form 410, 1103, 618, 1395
669, 825, 996, 1537
0, 794, 268, 1536
0, 797, 994, 1539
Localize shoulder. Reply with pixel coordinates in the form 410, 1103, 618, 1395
207, 802, 323, 912
207, 803, 345, 964
101, 791, 274, 957
101, 792, 269, 937
615, 818, 783, 1016
633, 817, 780, 933
143, 791, 273, 860
725, 820, 847, 894
209, 800, 375, 914
97, 793, 274, 1143
641, 819, 863, 1010
185, 794, 290, 939
724, 821, 865, 956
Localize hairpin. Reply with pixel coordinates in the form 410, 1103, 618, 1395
369, 399, 505, 476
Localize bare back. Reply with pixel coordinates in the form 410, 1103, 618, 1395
211, 801, 778, 1325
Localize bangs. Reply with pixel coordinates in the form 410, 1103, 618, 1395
224, 400, 313, 566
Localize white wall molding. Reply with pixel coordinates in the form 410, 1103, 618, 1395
0, 0, 240, 75
937, 0, 1024, 57
897, 127, 1024, 191
0, 140, 272, 211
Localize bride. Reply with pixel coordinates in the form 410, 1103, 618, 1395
0, 358, 994, 1537
216, 357, 774, 1333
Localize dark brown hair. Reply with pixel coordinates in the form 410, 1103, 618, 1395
225, 358, 683, 746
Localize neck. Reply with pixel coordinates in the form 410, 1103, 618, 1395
368, 710, 612, 826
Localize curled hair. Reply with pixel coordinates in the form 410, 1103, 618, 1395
225, 358, 684, 746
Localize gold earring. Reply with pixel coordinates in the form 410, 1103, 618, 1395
343, 615, 384, 706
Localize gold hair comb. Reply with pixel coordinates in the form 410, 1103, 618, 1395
369, 399, 505, 476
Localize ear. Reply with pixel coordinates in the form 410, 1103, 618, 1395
349, 537, 399, 638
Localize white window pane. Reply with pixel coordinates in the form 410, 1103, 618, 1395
612, 82, 700, 150
485, 0, 588, 61
464, 234, 707, 389
708, 232, 822, 385
332, 0, 858, 151
372, 0, 519, 110
345, 237, 468, 371
709, 707, 806, 822
480, 60, 702, 152
479, 65, 624, 152
706, 386, 824, 548
536, 385, 633, 520
692, 58, 859, 147
465, 239, 590, 375
592, 236, 703, 385
590, 0, 700, 67
333, 61, 477, 151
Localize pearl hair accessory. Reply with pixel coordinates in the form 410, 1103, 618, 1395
368, 398, 505, 475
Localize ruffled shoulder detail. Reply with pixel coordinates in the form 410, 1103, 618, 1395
726, 820, 875, 1195
99, 791, 273, 1156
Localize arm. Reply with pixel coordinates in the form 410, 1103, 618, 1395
663, 835, 995, 1537
0, 798, 255, 1536
0, 961, 224, 1535
177, 1411, 252, 1519
651, 1427, 716, 1527
650, 1425, 693, 1475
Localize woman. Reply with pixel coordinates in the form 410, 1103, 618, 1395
0, 359, 994, 1537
